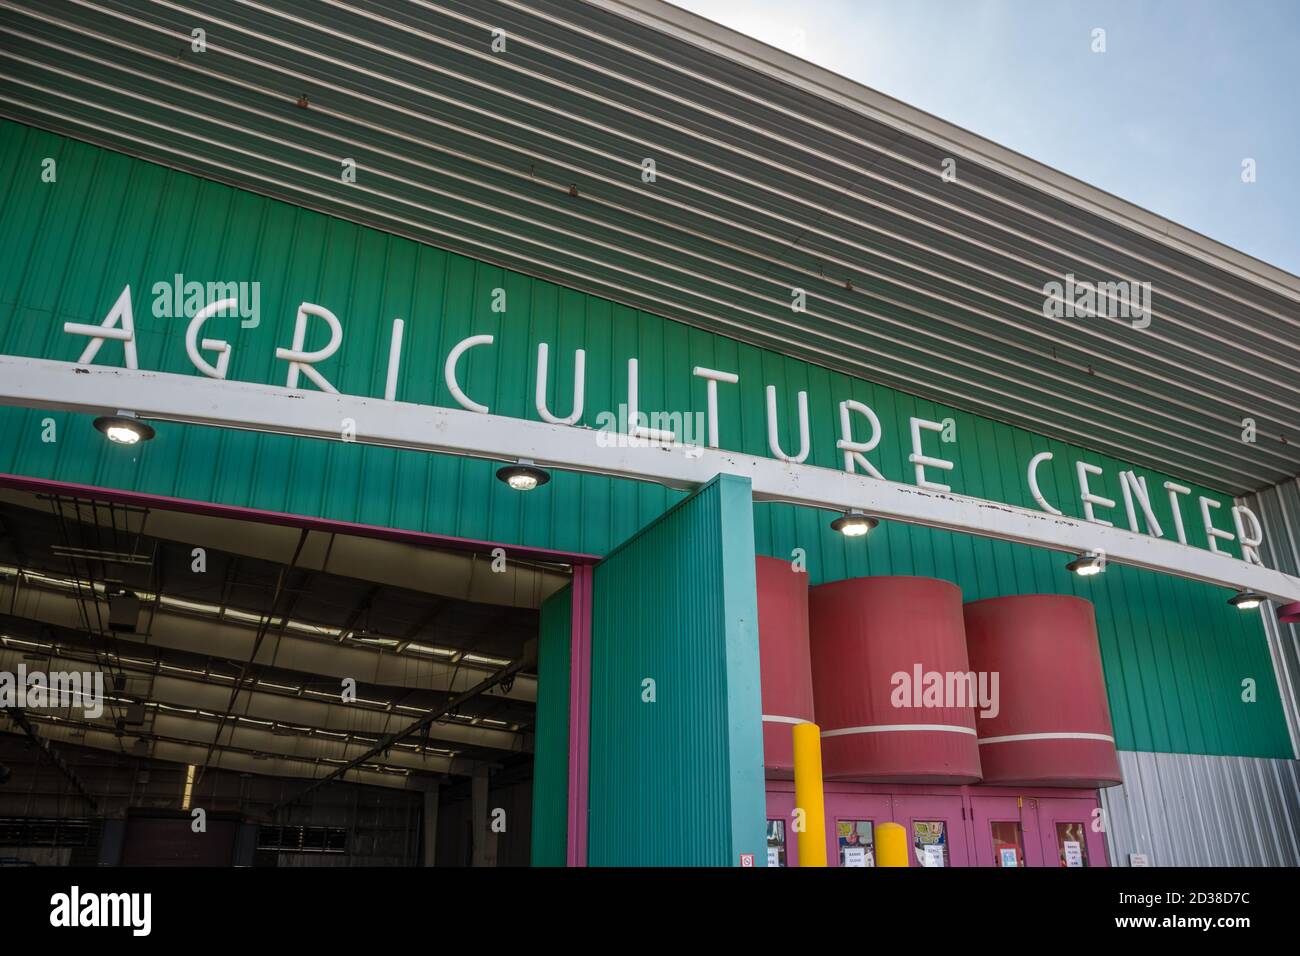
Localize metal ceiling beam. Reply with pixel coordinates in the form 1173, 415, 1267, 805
12, 714, 442, 790
0, 639, 530, 753
0, 486, 570, 609
274, 643, 533, 810
0, 708, 99, 811
0, 559, 539, 701
200, 527, 308, 778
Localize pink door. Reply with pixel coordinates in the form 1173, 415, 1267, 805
1036, 795, 1109, 868
824, 792, 893, 867
890, 793, 971, 867
969, 795, 1044, 867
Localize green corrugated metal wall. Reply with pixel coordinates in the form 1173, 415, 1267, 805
587, 475, 766, 866
0, 120, 1290, 759
530, 586, 571, 866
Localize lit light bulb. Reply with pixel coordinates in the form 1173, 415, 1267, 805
106, 424, 141, 445
94, 413, 154, 445
506, 472, 539, 491
495, 462, 550, 491
1066, 552, 1105, 576
1228, 591, 1264, 610
831, 510, 878, 537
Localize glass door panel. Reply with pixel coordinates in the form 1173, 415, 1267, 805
892, 794, 971, 867
1036, 795, 1108, 867
970, 795, 1044, 866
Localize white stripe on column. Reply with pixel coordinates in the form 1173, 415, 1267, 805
761, 714, 809, 725
978, 732, 1115, 745
821, 724, 977, 737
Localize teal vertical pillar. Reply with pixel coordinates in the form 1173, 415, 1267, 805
587, 474, 766, 865
717, 475, 767, 862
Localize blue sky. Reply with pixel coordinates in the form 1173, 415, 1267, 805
675, 0, 1300, 274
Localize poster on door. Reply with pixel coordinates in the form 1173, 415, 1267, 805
1063, 841, 1084, 868
914, 821, 947, 867
843, 846, 867, 867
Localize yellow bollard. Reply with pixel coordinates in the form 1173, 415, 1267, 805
792, 722, 827, 867
876, 822, 909, 867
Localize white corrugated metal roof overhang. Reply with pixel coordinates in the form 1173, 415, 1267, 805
1, 0, 1298, 495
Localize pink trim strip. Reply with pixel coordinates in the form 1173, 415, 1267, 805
0, 473, 601, 566
566, 564, 593, 866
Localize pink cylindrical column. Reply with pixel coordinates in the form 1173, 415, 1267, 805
964, 595, 1122, 788
809, 576, 982, 784
755, 557, 815, 777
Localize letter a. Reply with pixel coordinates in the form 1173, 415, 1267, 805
64, 285, 138, 368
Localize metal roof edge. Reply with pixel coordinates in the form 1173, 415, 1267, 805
589, 0, 1300, 302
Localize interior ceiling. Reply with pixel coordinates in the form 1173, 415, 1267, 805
1, 0, 1298, 495
0, 489, 563, 789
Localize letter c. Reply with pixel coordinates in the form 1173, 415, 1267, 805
445, 334, 494, 414
1027, 451, 1062, 515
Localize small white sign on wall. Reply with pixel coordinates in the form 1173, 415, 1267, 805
1129, 853, 1151, 867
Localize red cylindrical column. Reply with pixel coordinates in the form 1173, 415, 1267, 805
755, 557, 815, 777
963, 595, 1122, 788
809, 576, 982, 784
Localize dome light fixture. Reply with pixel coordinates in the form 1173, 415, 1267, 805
93, 411, 155, 445
495, 460, 550, 492
1066, 551, 1105, 577
830, 509, 878, 537
1228, 590, 1265, 611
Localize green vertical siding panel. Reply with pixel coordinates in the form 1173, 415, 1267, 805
531, 586, 571, 867
587, 476, 766, 866
0, 120, 1289, 760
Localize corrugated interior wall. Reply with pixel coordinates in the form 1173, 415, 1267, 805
1100, 751, 1300, 866
435, 778, 532, 867
0, 734, 423, 866
587, 476, 765, 865
0, 120, 1290, 759
530, 585, 571, 866
272, 787, 421, 868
